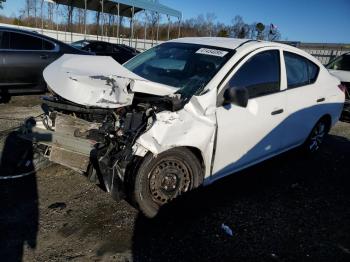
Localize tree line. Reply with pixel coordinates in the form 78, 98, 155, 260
0, 1, 281, 41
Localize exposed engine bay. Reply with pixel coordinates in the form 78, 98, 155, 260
38, 92, 184, 200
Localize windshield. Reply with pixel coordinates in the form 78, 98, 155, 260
124, 42, 234, 97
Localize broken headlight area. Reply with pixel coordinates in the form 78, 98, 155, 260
37, 93, 184, 200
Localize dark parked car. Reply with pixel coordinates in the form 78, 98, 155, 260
71, 40, 139, 64
0, 26, 89, 102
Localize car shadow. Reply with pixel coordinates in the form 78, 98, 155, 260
131, 134, 350, 261
0, 121, 51, 262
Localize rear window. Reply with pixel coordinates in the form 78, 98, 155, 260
284, 51, 319, 88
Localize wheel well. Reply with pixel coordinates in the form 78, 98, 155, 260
185, 146, 205, 172
320, 114, 332, 133
125, 146, 205, 197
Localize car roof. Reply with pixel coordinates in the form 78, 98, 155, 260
1, 25, 43, 35
73, 39, 137, 50
169, 37, 323, 65
0, 26, 91, 53
74, 40, 112, 45
170, 37, 296, 51
170, 37, 251, 50
0, 25, 61, 43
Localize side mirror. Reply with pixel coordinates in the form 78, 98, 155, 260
223, 86, 249, 107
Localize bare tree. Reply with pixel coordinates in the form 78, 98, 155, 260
95, 10, 101, 38
33, 0, 38, 26
65, 0, 75, 40
76, 8, 84, 34
47, 2, 55, 29
145, 10, 158, 42
24, 0, 33, 18
249, 22, 257, 39
0, 0, 5, 10
232, 15, 250, 38
206, 12, 217, 37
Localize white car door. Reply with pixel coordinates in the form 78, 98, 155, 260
281, 51, 321, 148
212, 48, 287, 179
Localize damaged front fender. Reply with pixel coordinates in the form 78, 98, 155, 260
134, 87, 218, 179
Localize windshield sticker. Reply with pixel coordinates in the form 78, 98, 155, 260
195, 48, 228, 57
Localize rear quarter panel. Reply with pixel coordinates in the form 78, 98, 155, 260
317, 67, 345, 126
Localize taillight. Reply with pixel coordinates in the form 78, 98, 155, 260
338, 84, 346, 93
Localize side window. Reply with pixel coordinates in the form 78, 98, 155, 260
105, 43, 113, 52
284, 51, 319, 88
83, 43, 93, 52
43, 39, 55, 50
9, 32, 43, 50
94, 43, 106, 52
0, 31, 10, 49
113, 45, 121, 53
308, 60, 319, 83
229, 50, 280, 98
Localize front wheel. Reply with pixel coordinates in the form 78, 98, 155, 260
132, 148, 203, 218
303, 118, 329, 153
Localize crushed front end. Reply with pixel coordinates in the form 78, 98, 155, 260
32, 91, 182, 201
18, 54, 182, 200
22, 53, 214, 203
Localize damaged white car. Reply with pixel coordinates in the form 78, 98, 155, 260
27, 38, 345, 217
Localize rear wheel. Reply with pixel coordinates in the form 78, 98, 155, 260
132, 148, 203, 218
303, 118, 329, 153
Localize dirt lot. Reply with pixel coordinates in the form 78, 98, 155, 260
0, 96, 350, 262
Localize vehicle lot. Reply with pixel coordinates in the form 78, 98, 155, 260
0, 96, 349, 262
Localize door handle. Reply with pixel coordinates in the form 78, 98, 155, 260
317, 98, 325, 103
40, 54, 49, 59
271, 109, 284, 115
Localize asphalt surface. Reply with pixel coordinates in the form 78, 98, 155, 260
0, 96, 349, 262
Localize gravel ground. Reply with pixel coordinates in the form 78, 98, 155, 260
0, 96, 349, 262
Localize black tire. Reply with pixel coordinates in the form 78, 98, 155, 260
132, 147, 203, 218
303, 117, 330, 153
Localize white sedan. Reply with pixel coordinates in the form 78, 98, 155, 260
39, 37, 345, 217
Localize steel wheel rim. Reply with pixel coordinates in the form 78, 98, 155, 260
309, 122, 326, 152
149, 158, 192, 205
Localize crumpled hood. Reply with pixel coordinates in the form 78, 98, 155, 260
43, 54, 178, 108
